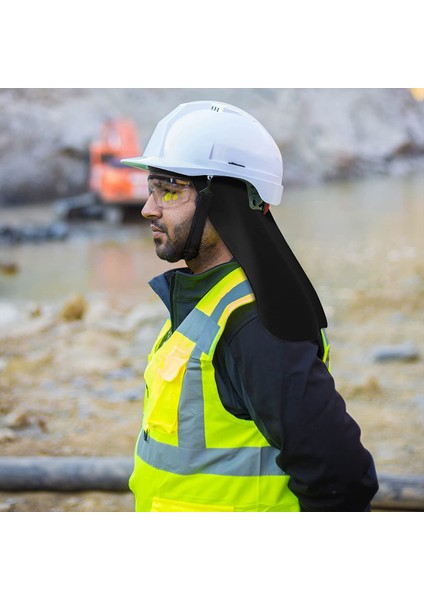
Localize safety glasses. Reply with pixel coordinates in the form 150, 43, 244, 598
147, 174, 194, 207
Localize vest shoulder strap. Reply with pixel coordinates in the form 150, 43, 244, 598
174, 267, 254, 358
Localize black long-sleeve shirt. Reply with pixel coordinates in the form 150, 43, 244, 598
149, 260, 379, 511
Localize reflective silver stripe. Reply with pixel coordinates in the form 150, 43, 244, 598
209, 280, 253, 325
177, 308, 220, 356
176, 309, 217, 447
178, 357, 206, 448
138, 435, 286, 477
177, 280, 253, 356
176, 279, 254, 448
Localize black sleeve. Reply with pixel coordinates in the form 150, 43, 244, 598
213, 310, 379, 512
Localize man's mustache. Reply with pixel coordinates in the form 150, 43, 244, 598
151, 220, 167, 234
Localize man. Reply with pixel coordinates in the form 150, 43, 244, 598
122, 100, 379, 512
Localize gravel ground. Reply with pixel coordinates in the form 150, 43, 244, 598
1, 176, 423, 512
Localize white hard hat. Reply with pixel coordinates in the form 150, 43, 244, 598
121, 100, 284, 206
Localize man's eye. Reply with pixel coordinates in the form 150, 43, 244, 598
163, 191, 179, 202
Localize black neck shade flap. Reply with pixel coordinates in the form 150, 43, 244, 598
204, 177, 328, 342
183, 178, 213, 261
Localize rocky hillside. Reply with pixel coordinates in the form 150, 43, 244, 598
1, 88, 424, 204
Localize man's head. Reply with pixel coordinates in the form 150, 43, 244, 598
142, 172, 197, 262
123, 100, 328, 341
122, 100, 284, 269
121, 100, 284, 209
141, 168, 233, 272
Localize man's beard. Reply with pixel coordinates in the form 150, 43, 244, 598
153, 219, 191, 263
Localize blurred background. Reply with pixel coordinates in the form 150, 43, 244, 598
0, 88, 423, 511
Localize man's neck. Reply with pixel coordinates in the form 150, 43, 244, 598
186, 246, 233, 275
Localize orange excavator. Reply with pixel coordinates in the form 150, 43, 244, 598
89, 119, 149, 213
56, 119, 149, 223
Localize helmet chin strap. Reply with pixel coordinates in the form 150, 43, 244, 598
183, 177, 213, 261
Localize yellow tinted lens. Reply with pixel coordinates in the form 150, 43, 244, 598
162, 191, 179, 203
148, 176, 192, 206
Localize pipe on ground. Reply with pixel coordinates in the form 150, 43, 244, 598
0, 457, 423, 510
370, 473, 424, 511
0, 457, 133, 492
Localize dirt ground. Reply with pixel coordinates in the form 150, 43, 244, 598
1, 261, 423, 512
0, 291, 166, 511
1, 184, 423, 512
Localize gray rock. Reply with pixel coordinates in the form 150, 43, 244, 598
372, 342, 421, 362
122, 388, 144, 403
0, 498, 16, 512
411, 395, 424, 408
106, 367, 137, 381
0, 221, 70, 244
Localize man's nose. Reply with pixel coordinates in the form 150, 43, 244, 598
141, 193, 161, 219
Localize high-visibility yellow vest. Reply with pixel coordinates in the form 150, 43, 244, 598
129, 267, 301, 511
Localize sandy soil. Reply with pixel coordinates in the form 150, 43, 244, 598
0, 184, 423, 512
0, 291, 167, 511
1, 262, 423, 512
